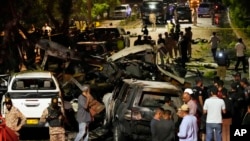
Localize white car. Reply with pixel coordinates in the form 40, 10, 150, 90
1, 71, 62, 127
113, 4, 132, 19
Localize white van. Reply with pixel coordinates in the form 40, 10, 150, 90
1, 71, 61, 127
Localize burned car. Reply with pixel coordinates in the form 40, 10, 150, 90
76, 41, 111, 65
102, 79, 183, 141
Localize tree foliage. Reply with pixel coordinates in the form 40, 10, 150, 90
222, 0, 250, 28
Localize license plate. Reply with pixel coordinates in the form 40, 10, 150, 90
26, 119, 39, 124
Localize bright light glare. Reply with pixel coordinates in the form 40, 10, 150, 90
149, 5, 156, 9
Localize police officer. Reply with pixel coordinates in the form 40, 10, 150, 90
40, 97, 65, 141
4, 97, 26, 137
215, 48, 230, 80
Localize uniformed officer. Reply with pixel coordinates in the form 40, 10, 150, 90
40, 97, 65, 141
4, 97, 26, 137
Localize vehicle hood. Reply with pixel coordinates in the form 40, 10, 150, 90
107, 45, 153, 62
36, 39, 81, 61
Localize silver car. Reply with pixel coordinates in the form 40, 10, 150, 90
198, 2, 212, 17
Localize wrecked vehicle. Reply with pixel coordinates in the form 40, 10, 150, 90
105, 44, 186, 85
102, 79, 183, 141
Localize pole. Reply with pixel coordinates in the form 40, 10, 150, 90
248, 57, 250, 79
87, 0, 92, 26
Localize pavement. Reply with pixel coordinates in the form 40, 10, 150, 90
101, 16, 249, 89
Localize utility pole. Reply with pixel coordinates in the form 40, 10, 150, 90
87, 0, 92, 25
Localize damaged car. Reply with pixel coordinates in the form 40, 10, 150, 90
102, 79, 183, 141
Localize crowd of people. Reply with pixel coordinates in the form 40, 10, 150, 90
151, 73, 250, 141
135, 22, 193, 68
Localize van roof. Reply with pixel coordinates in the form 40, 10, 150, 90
12, 71, 54, 78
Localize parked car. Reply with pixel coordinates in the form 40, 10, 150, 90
102, 79, 183, 141
93, 27, 130, 47
113, 4, 132, 19
174, 6, 192, 23
1, 71, 62, 127
198, 2, 212, 17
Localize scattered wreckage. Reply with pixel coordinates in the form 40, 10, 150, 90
30, 38, 207, 140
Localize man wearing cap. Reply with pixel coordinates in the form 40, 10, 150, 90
177, 104, 198, 141
182, 88, 197, 116
4, 97, 26, 137
40, 97, 65, 141
203, 86, 226, 141
74, 85, 92, 141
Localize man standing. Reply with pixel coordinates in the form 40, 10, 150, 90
192, 8, 198, 26
74, 85, 92, 141
4, 97, 26, 137
235, 38, 247, 73
215, 48, 230, 80
161, 110, 175, 141
177, 104, 198, 141
178, 31, 189, 67
150, 107, 164, 141
149, 11, 156, 31
184, 27, 193, 59
42, 22, 52, 38
162, 96, 178, 124
182, 88, 197, 116
40, 97, 65, 141
203, 86, 226, 141
208, 32, 220, 60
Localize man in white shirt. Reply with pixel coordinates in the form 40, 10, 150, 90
42, 23, 52, 36
235, 38, 247, 73
203, 86, 226, 141
149, 11, 156, 31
